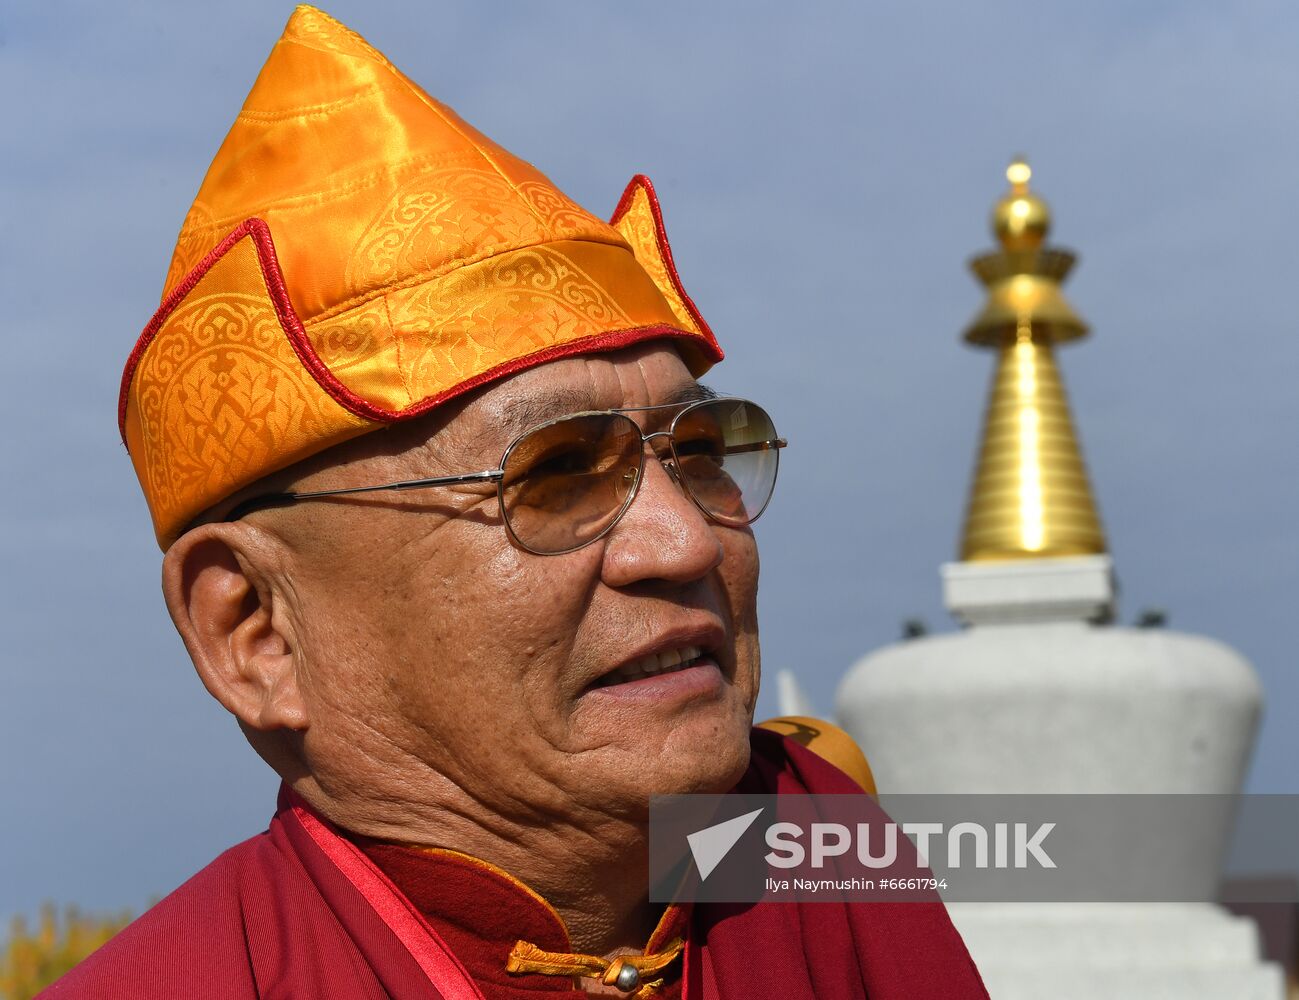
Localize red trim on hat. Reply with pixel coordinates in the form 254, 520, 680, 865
610, 174, 723, 362
120, 216, 720, 446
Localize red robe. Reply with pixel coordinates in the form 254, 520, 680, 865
41, 730, 987, 999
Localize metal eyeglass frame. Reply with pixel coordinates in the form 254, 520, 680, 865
223, 396, 787, 556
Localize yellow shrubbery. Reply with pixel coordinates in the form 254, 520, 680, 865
0, 905, 132, 1000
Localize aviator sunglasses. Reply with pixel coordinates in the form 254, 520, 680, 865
225, 396, 787, 555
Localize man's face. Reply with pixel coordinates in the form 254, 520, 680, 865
274, 343, 761, 824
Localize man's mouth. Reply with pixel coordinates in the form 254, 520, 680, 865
590, 645, 709, 689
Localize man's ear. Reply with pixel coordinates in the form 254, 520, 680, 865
162, 524, 309, 733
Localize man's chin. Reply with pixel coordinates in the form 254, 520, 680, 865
617, 712, 754, 799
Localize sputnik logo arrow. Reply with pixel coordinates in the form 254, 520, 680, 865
686, 808, 764, 881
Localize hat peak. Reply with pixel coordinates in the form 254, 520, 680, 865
282, 5, 390, 67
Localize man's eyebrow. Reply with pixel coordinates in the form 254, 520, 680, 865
664, 382, 719, 405
486, 387, 601, 447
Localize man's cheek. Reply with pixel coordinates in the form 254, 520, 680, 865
722, 539, 760, 615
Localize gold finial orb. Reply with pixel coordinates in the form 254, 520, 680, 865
992, 156, 1050, 251
1006, 159, 1032, 188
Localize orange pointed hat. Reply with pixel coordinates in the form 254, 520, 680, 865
120, 6, 722, 548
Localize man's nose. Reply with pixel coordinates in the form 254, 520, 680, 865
600, 452, 725, 587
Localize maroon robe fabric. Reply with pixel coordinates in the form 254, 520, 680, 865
41, 730, 987, 999
690, 730, 988, 998
353, 840, 689, 998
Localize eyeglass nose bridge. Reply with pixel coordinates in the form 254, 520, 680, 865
637, 427, 685, 476
640, 427, 675, 452
615, 428, 695, 526
647, 429, 685, 476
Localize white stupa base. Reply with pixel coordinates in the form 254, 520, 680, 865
949, 903, 1283, 999
942, 554, 1115, 625
836, 621, 1262, 796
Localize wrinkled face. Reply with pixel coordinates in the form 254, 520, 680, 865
276, 343, 761, 824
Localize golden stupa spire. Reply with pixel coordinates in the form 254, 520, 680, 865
958, 158, 1106, 562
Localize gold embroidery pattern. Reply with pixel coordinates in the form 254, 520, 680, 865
392, 245, 637, 390
305, 297, 408, 410
307, 298, 388, 375
612, 185, 702, 336
306, 240, 665, 415
128, 238, 372, 543
162, 200, 219, 303
348, 167, 549, 292
134, 298, 326, 534
516, 178, 601, 242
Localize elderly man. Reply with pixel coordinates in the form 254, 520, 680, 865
47, 7, 986, 998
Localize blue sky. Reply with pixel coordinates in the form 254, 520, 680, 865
2, 0, 1297, 919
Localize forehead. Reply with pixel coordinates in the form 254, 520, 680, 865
464, 344, 704, 448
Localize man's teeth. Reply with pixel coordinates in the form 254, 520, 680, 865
597, 645, 705, 687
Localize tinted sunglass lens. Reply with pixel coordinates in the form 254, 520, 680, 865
673, 399, 780, 525
500, 414, 641, 554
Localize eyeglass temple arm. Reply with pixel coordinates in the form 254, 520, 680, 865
224, 469, 505, 521
723, 438, 787, 455
224, 434, 786, 521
